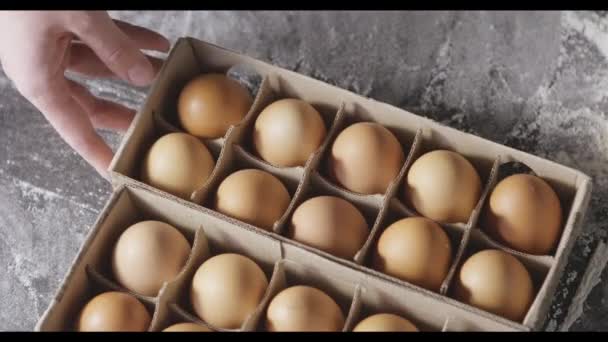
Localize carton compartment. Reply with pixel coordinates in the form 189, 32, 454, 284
344, 285, 447, 332
154, 45, 263, 135
88, 206, 200, 299
194, 141, 304, 234
356, 204, 466, 297
315, 100, 419, 199
473, 156, 578, 258
392, 127, 499, 227
255, 259, 358, 332
161, 216, 282, 331
166, 233, 281, 331
60, 265, 156, 331
275, 170, 382, 266
445, 227, 552, 325
230, 72, 343, 171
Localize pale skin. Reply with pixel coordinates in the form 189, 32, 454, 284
0, 11, 170, 179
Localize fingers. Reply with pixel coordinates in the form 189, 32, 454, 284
24, 73, 114, 178
68, 80, 135, 133
112, 19, 170, 52
67, 42, 165, 79
69, 11, 156, 87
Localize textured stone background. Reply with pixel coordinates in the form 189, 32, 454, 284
0, 11, 607, 331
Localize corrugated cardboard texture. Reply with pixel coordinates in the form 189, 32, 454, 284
56, 37, 592, 331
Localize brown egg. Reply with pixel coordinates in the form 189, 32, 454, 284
329, 122, 405, 195
191, 253, 268, 329
483, 174, 563, 255
373, 217, 452, 292
353, 313, 419, 332
178, 73, 253, 138
405, 150, 482, 224
453, 249, 534, 322
265, 285, 345, 332
162, 322, 212, 332
253, 98, 327, 167
288, 196, 369, 259
141, 132, 215, 200
76, 291, 151, 332
214, 169, 291, 230
112, 221, 191, 297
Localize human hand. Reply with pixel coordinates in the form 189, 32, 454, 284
0, 11, 170, 179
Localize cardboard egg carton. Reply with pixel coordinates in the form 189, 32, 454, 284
37, 185, 525, 331
37, 37, 593, 331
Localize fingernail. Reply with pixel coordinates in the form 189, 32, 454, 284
128, 62, 155, 86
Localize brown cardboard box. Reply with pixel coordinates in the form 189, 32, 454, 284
37, 185, 529, 331
37, 37, 592, 331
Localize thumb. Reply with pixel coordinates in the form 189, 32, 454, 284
69, 11, 155, 86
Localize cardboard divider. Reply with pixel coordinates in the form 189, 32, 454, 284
84, 266, 157, 305
315, 127, 424, 269
441, 317, 451, 332
149, 302, 215, 332
467, 157, 502, 230
342, 285, 364, 331
467, 229, 554, 269
146, 226, 211, 331
436, 157, 502, 295
387, 196, 419, 217
439, 226, 473, 296
381, 128, 424, 213
254, 259, 358, 332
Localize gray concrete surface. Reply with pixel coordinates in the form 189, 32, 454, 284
0, 11, 607, 331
